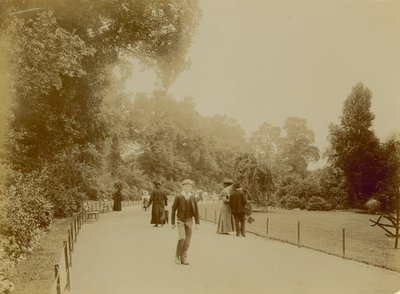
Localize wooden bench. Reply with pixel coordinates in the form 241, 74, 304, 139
83, 202, 99, 221
101, 200, 112, 213
87, 210, 99, 220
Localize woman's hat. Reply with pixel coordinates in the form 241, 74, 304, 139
233, 182, 242, 189
223, 178, 233, 184
182, 179, 194, 186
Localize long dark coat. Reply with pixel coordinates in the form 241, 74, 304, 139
229, 188, 247, 214
148, 188, 168, 224
113, 190, 122, 211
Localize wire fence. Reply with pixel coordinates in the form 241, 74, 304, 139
199, 202, 400, 273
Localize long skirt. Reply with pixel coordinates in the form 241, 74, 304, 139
217, 202, 234, 234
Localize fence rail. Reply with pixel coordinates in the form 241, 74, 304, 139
54, 200, 138, 294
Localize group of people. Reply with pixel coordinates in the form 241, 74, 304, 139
217, 178, 247, 237
143, 177, 248, 266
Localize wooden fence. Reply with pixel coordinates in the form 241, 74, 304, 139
53, 200, 138, 294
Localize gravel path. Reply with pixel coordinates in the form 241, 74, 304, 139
69, 205, 400, 294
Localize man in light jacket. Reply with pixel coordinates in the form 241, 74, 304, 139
171, 179, 200, 265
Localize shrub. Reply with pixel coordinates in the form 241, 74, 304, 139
365, 198, 380, 214
282, 196, 303, 210
1, 174, 53, 259
49, 187, 83, 218
306, 196, 330, 211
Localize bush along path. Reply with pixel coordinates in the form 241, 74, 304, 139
6, 200, 137, 294
69, 205, 399, 294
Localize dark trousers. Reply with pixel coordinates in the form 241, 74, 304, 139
233, 213, 246, 236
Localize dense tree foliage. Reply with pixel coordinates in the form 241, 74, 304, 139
328, 83, 387, 208
375, 134, 400, 212
250, 122, 281, 166
0, 0, 201, 257
233, 153, 274, 208
278, 117, 320, 176
129, 94, 249, 190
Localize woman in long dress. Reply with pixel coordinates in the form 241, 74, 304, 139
217, 178, 234, 234
147, 181, 168, 227
113, 182, 123, 211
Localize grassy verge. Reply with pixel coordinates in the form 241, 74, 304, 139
10, 217, 72, 294
199, 202, 400, 273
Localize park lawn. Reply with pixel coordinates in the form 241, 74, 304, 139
199, 202, 400, 273
10, 217, 72, 294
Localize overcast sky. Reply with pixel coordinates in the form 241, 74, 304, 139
126, 0, 400, 154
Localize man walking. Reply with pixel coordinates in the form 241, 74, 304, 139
230, 182, 247, 237
171, 179, 200, 265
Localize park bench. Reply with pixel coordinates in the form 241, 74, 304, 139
101, 200, 112, 213
83, 202, 99, 221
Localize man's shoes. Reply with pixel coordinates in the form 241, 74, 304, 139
241, 234, 246, 237
181, 260, 190, 265
153, 224, 158, 227
175, 257, 181, 265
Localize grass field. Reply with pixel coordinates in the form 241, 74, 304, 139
199, 202, 400, 273
10, 217, 72, 294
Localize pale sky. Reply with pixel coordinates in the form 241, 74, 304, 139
126, 0, 400, 154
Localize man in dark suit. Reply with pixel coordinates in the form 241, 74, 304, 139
230, 182, 247, 237
171, 179, 200, 265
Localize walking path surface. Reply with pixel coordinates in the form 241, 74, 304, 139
69, 205, 400, 294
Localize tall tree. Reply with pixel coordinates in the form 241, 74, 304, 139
278, 117, 320, 176
375, 134, 400, 212
250, 122, 281, 166
328, 82, 384, 208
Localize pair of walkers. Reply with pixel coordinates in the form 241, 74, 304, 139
217, 178, 247, 237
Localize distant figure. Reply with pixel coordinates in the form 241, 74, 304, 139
217, 178, 234, 235
142, 191, 149, 211
147, 181, 168, 227
171, 179, 200, 265
230, 182, 247, 237
113, 182, 123, 211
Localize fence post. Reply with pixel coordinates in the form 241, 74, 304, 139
266, 217, 269, 238
297, 222, 301, 247
214, 209, 217, 224
342, 228, 346, 259
63, 241, 71, 290
74, 216, 77, 242
54, 264, 61, 294
205, 208, 207, 221
68, 229, 73, 256
70, 223, 74, 247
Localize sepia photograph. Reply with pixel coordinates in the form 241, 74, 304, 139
0, 0, 399, 293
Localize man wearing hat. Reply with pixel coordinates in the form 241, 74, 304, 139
230, 182, 247, 237
171, 179, 200, 265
